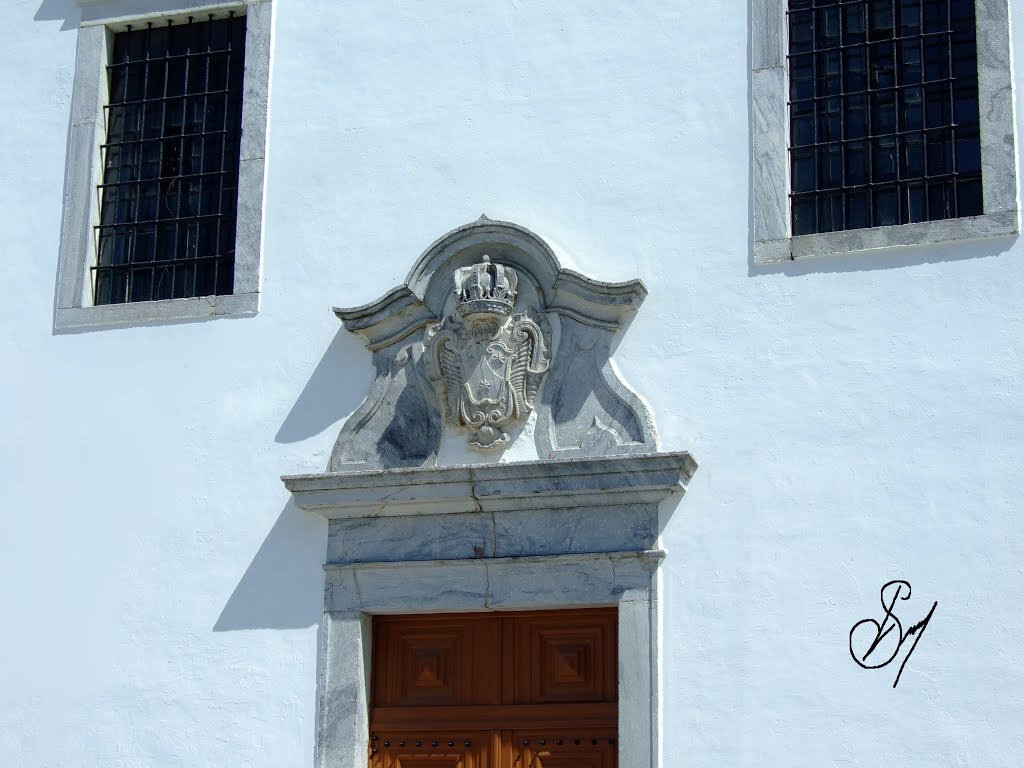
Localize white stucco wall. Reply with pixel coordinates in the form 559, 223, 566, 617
2, 0, 1023, 766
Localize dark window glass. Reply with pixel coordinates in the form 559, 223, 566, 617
787, 0, 982, 236
94, 14, 245, 305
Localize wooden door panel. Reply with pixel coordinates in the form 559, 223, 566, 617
382, 757, 469, 768
369, 732, 489, 768
513, 610, 617, 704
373, 615, 501, 707
513, 731, 616, 768
370, 610, 618, 768
517, 750, 614, 768
370, 702, 617, 732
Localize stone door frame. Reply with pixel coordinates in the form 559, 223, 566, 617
285, 453, 696, 768
317, 553, 661, 768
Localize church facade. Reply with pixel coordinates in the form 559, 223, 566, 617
3, 0, 1023, 766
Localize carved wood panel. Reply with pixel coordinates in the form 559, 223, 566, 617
373, 615, 501, 706
368, 732, 490, 768
370, 610, 617, 768
513, 611, 616, 704
513, 731, 617, 768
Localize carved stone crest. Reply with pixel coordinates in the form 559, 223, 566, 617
426, 256, 550, 449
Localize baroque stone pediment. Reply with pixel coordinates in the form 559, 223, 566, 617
328, 216, 659, 471
284, 218, 699, 768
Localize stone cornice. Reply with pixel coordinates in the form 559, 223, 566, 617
283, 451, 696, 519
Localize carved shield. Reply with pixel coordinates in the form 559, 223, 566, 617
427, 311, 549, 449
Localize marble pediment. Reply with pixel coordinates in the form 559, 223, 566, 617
328, 216, 660, 472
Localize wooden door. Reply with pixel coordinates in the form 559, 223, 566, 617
368, 609, 617, 768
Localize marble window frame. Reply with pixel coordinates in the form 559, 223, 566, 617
54, 0, 273, 331
751, 0, 1019, 265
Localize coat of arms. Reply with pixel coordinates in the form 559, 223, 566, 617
425, 255, 550, 449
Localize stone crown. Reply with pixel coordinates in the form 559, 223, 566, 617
454, 255, 518, 318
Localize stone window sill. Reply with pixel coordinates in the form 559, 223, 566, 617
754, 210, 1020, 264
54, 291, 259, 332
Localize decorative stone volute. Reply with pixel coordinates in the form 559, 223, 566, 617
327, 216, 659, 471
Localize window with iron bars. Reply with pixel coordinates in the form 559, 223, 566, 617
787, 0, 981, 236
94, 13, 246, 305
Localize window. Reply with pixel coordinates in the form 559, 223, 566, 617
95, 16, 245, 305
55, 1, 272, 330
752, 0, 1017, 263
789, 0, 982, 235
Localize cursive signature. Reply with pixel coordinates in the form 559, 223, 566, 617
848, 579, 937, 688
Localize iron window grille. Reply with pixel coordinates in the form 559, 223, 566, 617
94, 13, 246, 305
787, 0, 982, 236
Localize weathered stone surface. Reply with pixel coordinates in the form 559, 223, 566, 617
617, 589, 660, 768
318, 612, 371, 768
751, 65, 789, 245
326, 217, 660, 469
536, 315, 656, 457
325, 503, 659, 565
326, 511, 497, 564
789, 211, 1019, 259
328, 340, 442, 471
976, 0, 1018, 216
285, 451, 697, 519
321, 550, 663, 614
239, 1, 273, 163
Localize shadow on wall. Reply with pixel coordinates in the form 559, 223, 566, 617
35, 0, 79, 30
276, 329, 372, 446
212, 500, 328, 762
214, 500, 327, 631
219, 331, 366, 627
749, 232, 1018, 278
